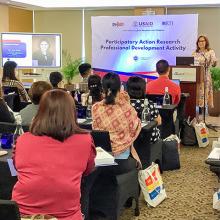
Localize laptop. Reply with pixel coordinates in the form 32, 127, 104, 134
176, 56, 194, 66
172, 79, 180, 86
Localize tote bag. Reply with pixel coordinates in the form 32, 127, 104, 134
138, 163, 167, 207
194, 122, 209, 148
213, 190, 220, 210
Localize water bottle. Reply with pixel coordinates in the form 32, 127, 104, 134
13, 119, 24, 145
163, 87, 170, 105
141, 98, 151, 124
86, 96, 92, 119
75, 83, 81, 103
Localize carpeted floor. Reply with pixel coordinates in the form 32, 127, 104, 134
120, 135, 220, 220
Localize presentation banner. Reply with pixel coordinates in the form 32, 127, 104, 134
92, 14, 198, 77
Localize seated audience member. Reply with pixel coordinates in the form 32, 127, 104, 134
20, 81, 52, 125
92, 72, 141, 167
78, 63, 93, 83
2, 61, 30, 102
88, 74, 103, 104
12, 89, 96, 220
146, 59, 181, 105
49, 71, 64, 88
78, 63, 93, 93
127, 76, 161, 143
0, 86, 15, 123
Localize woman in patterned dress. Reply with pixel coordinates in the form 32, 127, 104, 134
192, 35, 217, 111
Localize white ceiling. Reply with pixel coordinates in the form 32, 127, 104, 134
1, 0, 220, 9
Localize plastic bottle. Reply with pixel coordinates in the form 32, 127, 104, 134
13, 123, 24, 145
163, 87, 170, 105
75, 83, 81, 103
141, 98, 151, 124
86, 96, 93, 119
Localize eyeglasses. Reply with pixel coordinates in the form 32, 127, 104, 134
198, 40, 206, 43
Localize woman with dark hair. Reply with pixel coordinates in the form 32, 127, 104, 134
12, 90, 96, 220
127, 76, 161, 143
0, 85, 15, 123
192, 35, 217, 110
49, 71, 64, 88
88, 74, 103, 104
92, 72, 141, 169
2, 61, 30, 102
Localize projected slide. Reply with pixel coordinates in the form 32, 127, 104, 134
1, 33, 61, 68
92, 14, 198, 75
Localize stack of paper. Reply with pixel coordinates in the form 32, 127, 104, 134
212, 140, 220, 150
95, 147, 115, 166
207, 148, 220, 160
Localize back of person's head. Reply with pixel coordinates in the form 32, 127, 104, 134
78, 63, 91, 78
102, 72, 121, 105
127, 76, 146, 99
29, 81, 52, 105
156, 60, 169, 75
49, 72, 63, 88
30, 89, 86, 142
3, 61, 18, 81
88, 74, 102, 103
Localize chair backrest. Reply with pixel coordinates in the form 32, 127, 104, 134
145, 94, 172, 105
0, 122, 29, 133
3, 86, 21, 112
91, 130, 112, 152
3, 93, 16, 110
0, 200, 21, 220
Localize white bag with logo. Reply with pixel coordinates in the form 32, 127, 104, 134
138, 163, 167, 207
193, 122, 209, 148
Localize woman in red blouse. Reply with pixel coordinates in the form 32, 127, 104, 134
12, 89, 96, 220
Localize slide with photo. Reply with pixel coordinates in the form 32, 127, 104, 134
1, 33, 61, 68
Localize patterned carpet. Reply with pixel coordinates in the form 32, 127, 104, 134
120, 136, 220, 220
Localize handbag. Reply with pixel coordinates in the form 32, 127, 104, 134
21, 214, 57, 220
193, 121, 209, 148
138, 163, 167, 207
162, 135, 180, 171
180, 118, 198, 146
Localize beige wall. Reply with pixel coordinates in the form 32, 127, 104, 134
9, 7, 33, 32
0, 4, 9, 33
34, 10, 82, 60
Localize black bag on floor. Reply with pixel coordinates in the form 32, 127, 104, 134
180, 119, 198, 146
162, 139, 180, 171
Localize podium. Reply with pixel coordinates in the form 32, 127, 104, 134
170, 66, 204, 118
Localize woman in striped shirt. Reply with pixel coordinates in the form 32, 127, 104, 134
2, 61, 30, 102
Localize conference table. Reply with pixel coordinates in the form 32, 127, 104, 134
157, 104, 177, 139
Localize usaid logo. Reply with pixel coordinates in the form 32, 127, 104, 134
133, 21, 153, 27
112, 22, 124, 27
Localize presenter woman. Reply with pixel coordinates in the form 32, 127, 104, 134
192, 35, 217, 110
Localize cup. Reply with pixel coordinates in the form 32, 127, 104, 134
1, 133, 14, 149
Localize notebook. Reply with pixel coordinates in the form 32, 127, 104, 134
95, 147, 115, 166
